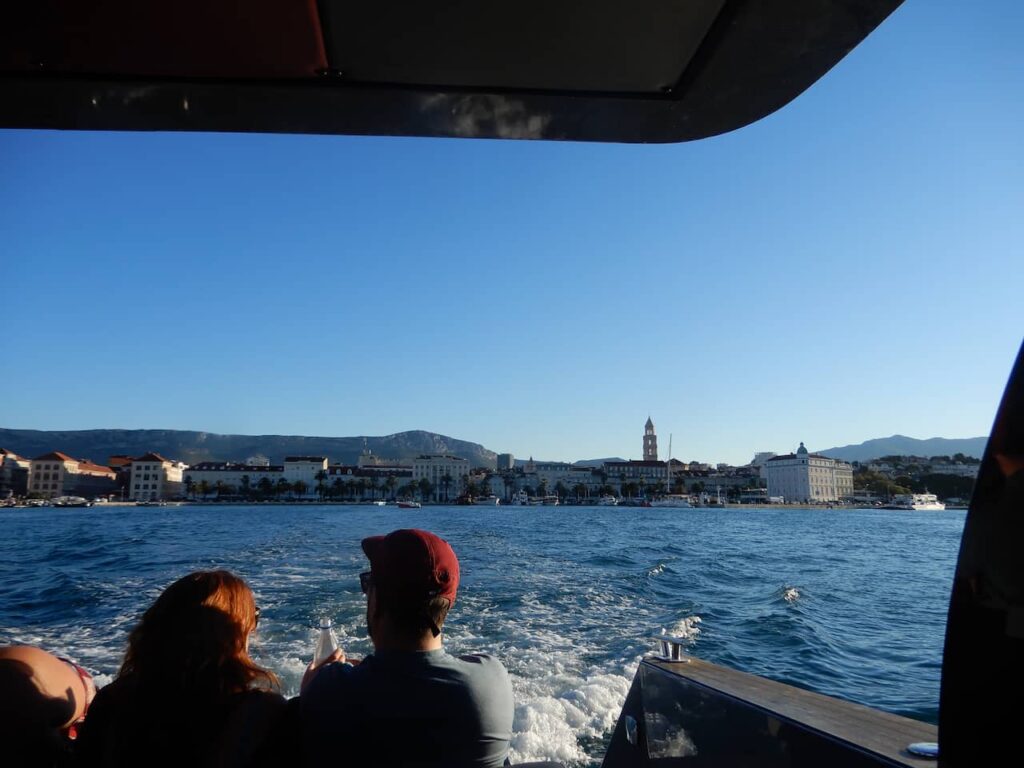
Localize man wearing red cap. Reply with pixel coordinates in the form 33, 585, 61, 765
301, 529, 514, 767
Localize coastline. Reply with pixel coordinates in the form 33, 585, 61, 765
15, 500, 966, 512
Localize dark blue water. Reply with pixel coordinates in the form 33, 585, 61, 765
0, 504, 963, 765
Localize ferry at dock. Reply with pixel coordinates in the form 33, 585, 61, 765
886, 493, 946, 511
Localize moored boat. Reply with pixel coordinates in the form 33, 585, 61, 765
885, 493, 946, 511
650, 494, 693, 508
53, 496, 93, 507
396, 500, 421, 509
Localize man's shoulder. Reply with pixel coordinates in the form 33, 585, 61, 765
302, 661, 362, 706
444, 652, 512, 698
449, 652, 509, 674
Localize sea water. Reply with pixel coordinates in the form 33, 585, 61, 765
0, 504, 964, 765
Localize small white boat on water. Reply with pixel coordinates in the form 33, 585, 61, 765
886, 493, 946, 511
472, 495, 501, 505
650, 494, 693, 508
370, 500, 386, 506
53, 496, 93, 507
509, 490, 529, 506
597, 494, 618, 506
397, 500, 421, 509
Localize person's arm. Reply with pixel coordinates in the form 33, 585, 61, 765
300, 648, 346, 693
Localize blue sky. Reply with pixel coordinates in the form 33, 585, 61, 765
2, 1, 1022, 465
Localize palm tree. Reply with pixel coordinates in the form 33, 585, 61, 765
418, 478, 433, 503
331, 478, 343, 500
275, 477, 290, 499
554, 481, 567, 501
240, 475, 251, 499
293, 480, 308, 499
502, 473, 514, 502
257, 476, 273, 498
184, 476, 195, 500
315, 470, 327, 501
573, 483, 587, 502
441, 473, 453, 503
386, 475, 397, 501
538, 479, 548, 498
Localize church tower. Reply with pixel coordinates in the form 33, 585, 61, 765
643, 417, 658, 461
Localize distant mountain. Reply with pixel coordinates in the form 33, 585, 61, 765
0, 428, 498, 468
573, 458, 626, 467
817, 434, 988, 463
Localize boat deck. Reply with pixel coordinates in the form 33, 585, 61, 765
647, 656, 938, 766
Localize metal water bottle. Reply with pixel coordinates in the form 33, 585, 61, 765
314, 617, 340, 665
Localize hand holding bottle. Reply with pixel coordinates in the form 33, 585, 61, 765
314, 617, 340, 665
301, 618, 346, 693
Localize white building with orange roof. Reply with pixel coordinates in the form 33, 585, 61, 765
28, 451, 118, 499
130, 452, 187, 501
0, 448, 31, 496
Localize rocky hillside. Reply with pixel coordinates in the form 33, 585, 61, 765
0, 428, 498, 468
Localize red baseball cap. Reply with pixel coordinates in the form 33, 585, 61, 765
361, 529, 460, 605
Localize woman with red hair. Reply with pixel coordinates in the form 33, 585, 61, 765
77, 570, 286, 767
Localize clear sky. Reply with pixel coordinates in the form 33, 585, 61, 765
2, 1, 1022, 465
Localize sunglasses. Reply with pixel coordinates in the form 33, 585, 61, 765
359, 571, 373, 594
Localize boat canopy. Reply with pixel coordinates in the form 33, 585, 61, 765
0, 0, 903, 143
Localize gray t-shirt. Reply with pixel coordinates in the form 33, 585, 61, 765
302, 648, 514, 768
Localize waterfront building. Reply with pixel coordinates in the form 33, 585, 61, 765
412, 454, 469, 502
326, 464, 413, 499
527, 462, 597, 496
643, 417, 658, 461
183, 462, 284, 496
927, 462, 980, 478
603, 460, 669, 495
27, 451, 118, 498
834, 461, 854, 500
130, 452, 187, 501
764, 443, 855, 503
283, 456, 328, 497
246, 454, 271, 466
750, 452, 777, 479
496, 453, 515, 471
0, 448, 30, 496
604, 460, 668, 482
107, 455, 134, 497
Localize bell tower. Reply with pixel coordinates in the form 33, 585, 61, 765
643, 417, 658, 461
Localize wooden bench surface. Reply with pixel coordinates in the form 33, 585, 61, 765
647, 657, 939, 766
